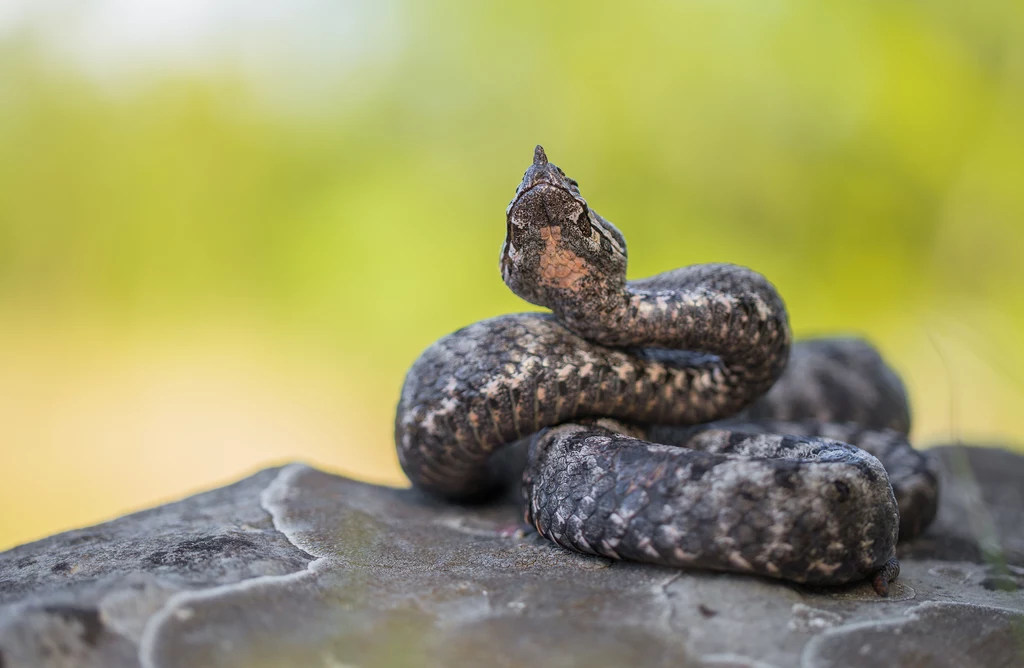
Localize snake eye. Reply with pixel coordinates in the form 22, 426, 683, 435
576, 208, 591, 236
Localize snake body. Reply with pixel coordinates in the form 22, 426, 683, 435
395, 146, 938, 593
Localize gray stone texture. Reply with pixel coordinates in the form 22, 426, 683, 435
1, 444, 1022, 668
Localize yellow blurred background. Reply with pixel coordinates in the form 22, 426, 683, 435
1, 0, 1022, 551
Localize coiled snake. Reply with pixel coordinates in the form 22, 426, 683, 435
395, 146, 939, 595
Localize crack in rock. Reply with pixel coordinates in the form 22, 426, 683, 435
138, 464, 324, 668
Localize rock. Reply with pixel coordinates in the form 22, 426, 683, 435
1, 444, 1022, 668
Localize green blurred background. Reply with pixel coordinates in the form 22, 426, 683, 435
1, 0, 1022, 551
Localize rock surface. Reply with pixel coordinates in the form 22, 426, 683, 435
1, 445, 1023, 668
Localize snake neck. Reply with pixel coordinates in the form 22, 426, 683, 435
552, 264, 792, 396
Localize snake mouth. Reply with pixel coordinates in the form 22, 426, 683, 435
509, 181, 587, 227
516, 180, 576, 202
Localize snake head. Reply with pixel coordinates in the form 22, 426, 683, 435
501, 146, 628, 314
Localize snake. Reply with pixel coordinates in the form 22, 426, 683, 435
395, 146, 939, 595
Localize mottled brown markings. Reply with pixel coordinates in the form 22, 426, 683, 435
396, 146, 936, 591
537, 224, 592, 291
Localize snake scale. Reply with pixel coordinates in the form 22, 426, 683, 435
395, 146, 939, 595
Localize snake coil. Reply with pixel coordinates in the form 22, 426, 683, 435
396, 146, 938, 594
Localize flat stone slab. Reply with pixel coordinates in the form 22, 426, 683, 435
1, 445, 1023, 668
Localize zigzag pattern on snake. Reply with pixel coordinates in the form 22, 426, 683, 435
395, 146, 939, 595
